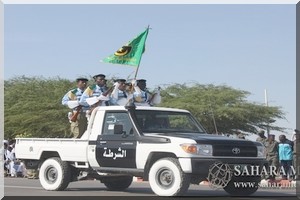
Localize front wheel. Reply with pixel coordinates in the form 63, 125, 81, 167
39, 157, 71, 191
148, 157, 190, 196
223, 179, 259, 196
102, 176, 133, 191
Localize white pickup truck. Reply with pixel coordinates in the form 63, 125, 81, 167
15, 105, 267, 196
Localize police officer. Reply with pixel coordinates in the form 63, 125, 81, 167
80, 74, 110, 107
79, 74, 112, 121
293, 129, 300, 180
62, 77, 89, 138
110, 79, 132, 106
133, 79, 161, 106
132, 79, 149, 106
256, 130, 267, 145
265, 134, 279, 180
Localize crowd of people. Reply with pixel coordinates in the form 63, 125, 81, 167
257, 129, 300, 181
61, 74, 161, 138
2, 139, 26, 177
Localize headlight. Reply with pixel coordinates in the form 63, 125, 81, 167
180, 144, 213, 156
257, 145, 266, 158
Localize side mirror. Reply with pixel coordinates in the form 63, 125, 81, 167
114, 124, 124, 135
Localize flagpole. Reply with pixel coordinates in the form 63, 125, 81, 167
134, 64, 140, 79
134, 25, 150, 79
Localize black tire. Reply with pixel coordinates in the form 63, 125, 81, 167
148, 157, 190, 196
223, 178, 259, 196
103, 176, 133, 191
39, 157, 71, 191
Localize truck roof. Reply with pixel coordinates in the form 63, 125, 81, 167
96, 106, 190, 113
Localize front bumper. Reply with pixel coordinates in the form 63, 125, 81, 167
187, 157, 267, 176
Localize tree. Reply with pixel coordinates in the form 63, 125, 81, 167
4, 77, 287, 138
159, 83, 286, 135
4, 76, 76, 138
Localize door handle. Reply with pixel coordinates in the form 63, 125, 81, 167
99, 141, 107, 144
121, 142, 134, 145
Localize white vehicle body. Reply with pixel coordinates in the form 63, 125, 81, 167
15, 106, 267, 196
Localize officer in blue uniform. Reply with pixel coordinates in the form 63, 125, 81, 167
62, 77, 89, 138
110, 79, 132, 106
79, 74, 111, 120
133, 79, 155, 106
80, 74, 110, 107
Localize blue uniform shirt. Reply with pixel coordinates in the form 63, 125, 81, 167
79, 84, 108, 107
110, 90, 128, 105
133, 90, 149, 103
278, 139, 293, 161
62, 88, 89, 112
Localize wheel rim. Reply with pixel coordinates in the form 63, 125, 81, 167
156, 167, 174, 189
44, 165, 58, 184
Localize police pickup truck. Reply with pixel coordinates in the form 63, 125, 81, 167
15, 105, 266, 196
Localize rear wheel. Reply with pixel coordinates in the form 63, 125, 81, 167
39, 157, 71, 191
102, 176, 133, 191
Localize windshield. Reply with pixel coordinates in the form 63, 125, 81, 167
135, 110, 206, 134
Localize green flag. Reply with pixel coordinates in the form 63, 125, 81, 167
102, 28, 149, 67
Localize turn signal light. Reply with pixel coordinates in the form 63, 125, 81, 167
180, 144, 197, 154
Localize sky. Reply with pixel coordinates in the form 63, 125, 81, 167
4, 4, 296, 139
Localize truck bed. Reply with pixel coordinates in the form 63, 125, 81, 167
15, 138, 89, 162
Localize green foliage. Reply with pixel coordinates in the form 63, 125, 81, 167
159, 83, 286, 135
4, 77, 287, 138
4, 76, 76, 138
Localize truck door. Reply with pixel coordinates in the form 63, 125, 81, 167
96, 111, 137, 168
